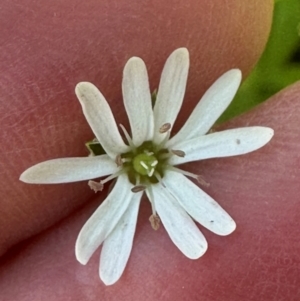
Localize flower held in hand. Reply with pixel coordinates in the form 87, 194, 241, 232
20, 48, 274, 285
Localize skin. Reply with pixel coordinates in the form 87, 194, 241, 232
1, 80, 300, 300
3, 0, 296, 299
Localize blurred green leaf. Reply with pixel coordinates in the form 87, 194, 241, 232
85, 139, 106, 156
219, 0, 300, 122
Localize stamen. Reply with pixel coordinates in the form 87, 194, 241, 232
197, 175, 210, 187
115, 154, 123, 167
101, 171, 124, 185
159, 122, 171, 133
88, 180, 104, 192
144, 150, 154, 156
154, 171, 166, 187
119, 124, 136, 150
147, 186, 157, 214
140, 161, 149, 170
171, 149, 185, 157
122, 158, 131, 163
149, 214, 160, 230
135, 174, 141, 186
90, 170, 127, 192
156, 130, 171, 150
131, 185, 147, 193
160, 149, 186, 160
166, 166, 210, 187
151, 160, 158, 167
159, 152, 173, 160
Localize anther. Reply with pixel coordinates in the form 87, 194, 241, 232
131, 185, 147, 193
171, 149, 185, 157
115, 154, 123, 167
149, 214, 160, 230
196, 175, 210, 187
159, 123, 171, 133
93, 170, 127, 192
166, 166, 210, 187
88, 180, 104, 192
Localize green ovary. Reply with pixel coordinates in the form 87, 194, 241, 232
133, 153, 157, 176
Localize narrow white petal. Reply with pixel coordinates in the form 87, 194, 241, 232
123, 57, 154, 146
164, 171, 236, 235
147, 184, 208, 259
100, 193, 142, 285
169, 126, 274, 166
75, 174, 135, 265
168, 69, 242, 147
153, 48, 189, 144
75, 82, 129, 158
19, 155, 117, 184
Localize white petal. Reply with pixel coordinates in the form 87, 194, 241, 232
75, 82, 129, 158
168, 69, 242, 147
169, 126, 274, 166
164, 171, 236, 235
19, 155, 117, 184
75, 174, 135, 265
100, 192, 142, 285
122, 57, 154, 146
153, 48, 189, 144
147, 184, 207, 259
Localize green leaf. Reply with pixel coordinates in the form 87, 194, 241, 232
85, 139, 107, 156
219, 0, 300, 123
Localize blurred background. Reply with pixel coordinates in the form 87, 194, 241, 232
220, 0, 300, 122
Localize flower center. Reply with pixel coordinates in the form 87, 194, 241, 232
132, 153, 158, 177
120, 140, 168, 186
87, 123, 205, 201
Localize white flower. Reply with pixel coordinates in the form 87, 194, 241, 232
20, 48, 274, 285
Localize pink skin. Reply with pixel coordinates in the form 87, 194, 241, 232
1, 81, 300, 300
0, 0, 273, 254
3, 0, 296, 299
